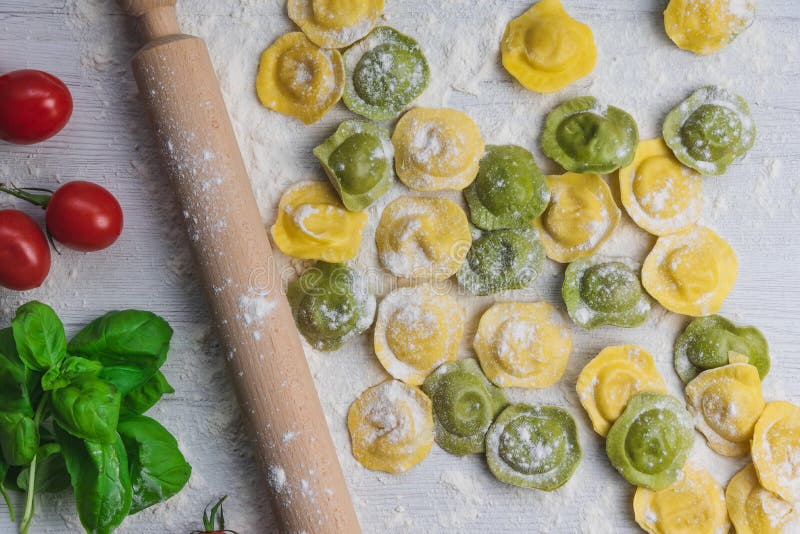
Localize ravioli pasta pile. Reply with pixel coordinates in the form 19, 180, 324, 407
258, 0, 798, 530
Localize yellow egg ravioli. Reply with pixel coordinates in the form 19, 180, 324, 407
347, 380, 434, 473
287, 0, 384, 49
474, 302, 572, 388
501, 0, 597, 93
642, 226, 737, 316
752, 401, 800, 503
664, 0, 756, 55
392, 108, 485, 192
619, 138, 702, 236
634, 465, 730, 534
685, 363, 765, 456
256, 32, 345, 124
534, 173, 621, 263
376, 196, 471, 280
576, 345, 668, 437
726, 464, 796, 534
271, 181, 368, 261
374, 285, 464, 385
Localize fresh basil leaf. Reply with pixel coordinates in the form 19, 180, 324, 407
0, 412, 39, 466
11, 302, 67, 372
16, 442, 70, 494
0, 328, 35, 418
52, 377, 121, 444
41, 357, 103, 392
118, 415, 191, 513
121, 371, 174, 415
68, 310, 172, 395
54, 425, 132, 534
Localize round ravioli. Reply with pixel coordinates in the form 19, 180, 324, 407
634, 465, 730, 534
576, 345, 667, 437
287, 0, 384, 49
726, 464, 796, 534
457, 227, 546, 296
752, 401, 800, 503
562, 256, 651, 329
685, 363, 765, 456
486, 404, 581, 491
500, 0, 597, 93
256, 32, 344, 124
375, 196, 471, 280
619, 138, 702, 236
374, 285, 465, 385
347, 380, 434, 473
464, 145, 550, 230
642, 225, 738, 316
392, 107, 484, 192
535, 173, 621, 263
343, 26, 430, 121
288, 262, 376, 351
674, 315, 770, 384
664, 0, 756, 55
271, 181, 368, 262
606, 392, 694, 490
474, 302, 572, 389
313, 120, 394, 211
542, 96, 639, 174
421, 359, 509, 456
663, 86, 756, 176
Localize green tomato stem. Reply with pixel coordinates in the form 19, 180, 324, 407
0, 184, 52, 209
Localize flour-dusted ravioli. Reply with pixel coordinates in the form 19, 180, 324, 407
642, 225, 737, 316
374, 285, 464, 385
392, 108, 484, 192
562, 256, 651, 329
288, 0, 384, 49
343, 27, 430, 121
606, 392, 694, 490
576, 345, 667, 437
347, 380, 434, 473
271, 181, 368, 262
634, 465, 730, 534
619, 138, 702, 236
751, 401, 800, 503
663, 86, 756, 176
288, 262, 376, 351
457, 227, 545, 296
501, 0, 596, 94
535, 173, 621, 263
314, 120, 394, 211
542, 97, 639, 173
474, 302, 572, 389
726, 464, 796, 534
464, 145, 550, 231
256, 32, 344, 124
674, 315, 770, 384
664, 0, 756, 55
485, 404, 581, 491
685, 363, 765, 456
375, 196, 471, 280
422, 359, 508, 456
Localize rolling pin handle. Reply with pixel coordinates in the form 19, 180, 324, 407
118, 0, 180, 42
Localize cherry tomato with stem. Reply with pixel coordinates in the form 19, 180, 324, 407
0, 181, 123, 252
0, 70, 73, 145
191, 496, 238, 534
0, 210, 51, 291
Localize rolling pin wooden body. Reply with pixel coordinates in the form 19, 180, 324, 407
117, 2, 361, 532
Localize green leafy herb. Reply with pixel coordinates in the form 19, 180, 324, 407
51, 376, 121, 444
118, 415, 191, 514
16, 443, 69, 494
121, 371, 174, 415
41, 356, 103, 392
0, 412, 39, 467
0, 329, 35, 417
11, 302, 67, 372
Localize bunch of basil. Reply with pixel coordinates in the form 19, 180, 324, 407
0, 301, 191, 534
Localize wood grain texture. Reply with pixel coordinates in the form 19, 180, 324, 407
0, 1, 799, 533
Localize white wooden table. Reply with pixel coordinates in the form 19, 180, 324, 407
0, 1, 799, 532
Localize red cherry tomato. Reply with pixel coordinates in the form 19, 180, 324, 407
0, 210, 51, 290
0, 70, 73, 145
46, 181, 123, 252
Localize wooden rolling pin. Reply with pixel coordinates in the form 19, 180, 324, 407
117, 1, 361, 532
